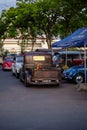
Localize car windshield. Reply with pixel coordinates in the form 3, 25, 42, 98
16, 57, 23, 63
5, 58, 13, 62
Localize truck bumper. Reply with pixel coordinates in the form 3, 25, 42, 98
27, 78, 60, 85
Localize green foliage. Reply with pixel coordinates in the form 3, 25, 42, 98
0, 0, 86, 49
0, 17, 7, 38
0, 48, 10, 57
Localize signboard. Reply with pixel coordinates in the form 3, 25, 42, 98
33, 56, 45, 61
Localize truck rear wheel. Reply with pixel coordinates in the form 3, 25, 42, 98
24, 76, 29, 87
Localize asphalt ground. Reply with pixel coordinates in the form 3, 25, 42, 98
0, 70, 87, 130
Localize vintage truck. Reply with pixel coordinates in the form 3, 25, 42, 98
19, 51, 61, 87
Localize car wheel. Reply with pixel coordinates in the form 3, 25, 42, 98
12, 72, 15, 76
2, 68, 5, 71
74, 73, 84, 84
15, 71, 19, 78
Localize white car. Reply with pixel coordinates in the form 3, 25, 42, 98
12, 55, 23, 78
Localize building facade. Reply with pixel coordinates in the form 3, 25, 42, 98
3, 37, 48, 54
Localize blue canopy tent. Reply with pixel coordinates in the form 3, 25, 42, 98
52, 27, 87, 83
52, 27, 87, 48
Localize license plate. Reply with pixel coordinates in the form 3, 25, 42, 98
43, 80, 49, 82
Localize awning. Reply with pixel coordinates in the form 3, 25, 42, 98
52, 27, 87, 84
52, 27, 87, 48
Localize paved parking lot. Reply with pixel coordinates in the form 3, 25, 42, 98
0, 70, 87, 130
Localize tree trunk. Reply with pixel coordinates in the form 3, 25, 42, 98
46, 34, 52, 49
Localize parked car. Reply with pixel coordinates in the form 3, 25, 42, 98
63, 65, 87, 84
0, 55, 3, 63
2, 56, 14, 70
53, 50, 84, 70
19, 51, 61, 87
12, 55, 23, 78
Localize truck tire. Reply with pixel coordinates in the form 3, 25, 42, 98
74, 73, 84, 84
19, 72, 23, 82
24, 76, 29, 87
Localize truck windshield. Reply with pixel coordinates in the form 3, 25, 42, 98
33, 56, 45, 61
25, 55, 52, 64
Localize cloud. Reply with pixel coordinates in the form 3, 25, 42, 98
0, 0, 16, 12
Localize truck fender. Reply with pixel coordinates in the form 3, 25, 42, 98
25, 70, 31, 77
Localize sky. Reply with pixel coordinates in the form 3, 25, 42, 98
0, 0, 16, 12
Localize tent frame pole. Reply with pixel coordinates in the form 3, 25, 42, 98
65, 48, 67, 66
84, 43, 86, 84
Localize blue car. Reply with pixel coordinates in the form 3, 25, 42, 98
63, 65, 87, 83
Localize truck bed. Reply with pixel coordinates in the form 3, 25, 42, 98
31, 69, 61, 83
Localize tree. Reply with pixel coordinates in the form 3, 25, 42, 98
34, 0, 61, 48
0, 0, 86, 50
0, 15, 7, 53
5, 1, 39, 52
55, 0, 87, 38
